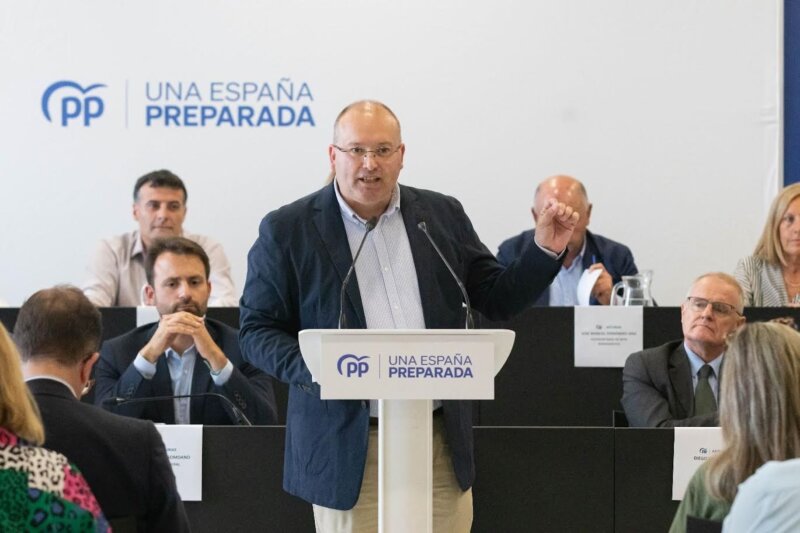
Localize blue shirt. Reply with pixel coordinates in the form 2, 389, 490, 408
134, 336, 234, 424
548, 239, 587, 306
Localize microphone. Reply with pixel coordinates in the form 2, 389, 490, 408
417, 221, 475, 329
338, 217, 379, 329
102, 392, 253, 426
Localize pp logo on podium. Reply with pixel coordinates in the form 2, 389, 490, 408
337, 354, 370, 378
41, 81, 106, 126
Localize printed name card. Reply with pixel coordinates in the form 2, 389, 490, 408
672, 427, 724, 500
574, 306, 643, 367
155, 424, 203, 501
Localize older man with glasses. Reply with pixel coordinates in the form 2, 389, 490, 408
621, 272, 746, 427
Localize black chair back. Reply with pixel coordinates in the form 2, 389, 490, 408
686, 515, 723, 533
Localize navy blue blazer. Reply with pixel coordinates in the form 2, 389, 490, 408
239, 183, 562, 509
95, 317, 278, 425
496, 229, 638, 305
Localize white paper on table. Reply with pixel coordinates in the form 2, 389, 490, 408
574, 306, 643, 367
672, 427, 724, 500
155, 424, 203, 501
577, 268, 603, 306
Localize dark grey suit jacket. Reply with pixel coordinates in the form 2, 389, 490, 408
28, 378, 190, 532
621, 340, 719, 427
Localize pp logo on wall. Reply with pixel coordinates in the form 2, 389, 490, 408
41, 81, 106, 126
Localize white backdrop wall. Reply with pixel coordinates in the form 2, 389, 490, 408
0, 0, 779, 306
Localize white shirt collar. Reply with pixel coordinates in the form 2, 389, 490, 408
25, 375, 78, 398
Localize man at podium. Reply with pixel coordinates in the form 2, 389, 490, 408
240, 100, 578, 532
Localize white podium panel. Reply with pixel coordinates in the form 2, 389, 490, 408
322, 339, 493, 399
299, 329, 513, 400
298, 329, 514, 533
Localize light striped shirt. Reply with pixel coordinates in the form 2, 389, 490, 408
734, 255, 789, 306
334, 181, 435, 416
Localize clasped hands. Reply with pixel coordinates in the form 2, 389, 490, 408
140, 312, 227, 371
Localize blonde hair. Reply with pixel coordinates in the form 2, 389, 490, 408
754, 183, 800, 266
705, 322, 800, 502
0, 323, 44, 444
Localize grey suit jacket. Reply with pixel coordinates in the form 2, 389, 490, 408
621, 340, 719, 428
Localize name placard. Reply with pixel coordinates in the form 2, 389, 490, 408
155, 424, 203, 501
574, 307, 643, 367
672, 427, 724, 500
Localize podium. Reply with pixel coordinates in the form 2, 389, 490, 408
298, 329, 514, 533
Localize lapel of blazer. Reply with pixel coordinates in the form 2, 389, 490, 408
400, 186, 435, 328
581, 231, 602, 269
669, 343, 695, 417
152, 356, 177, 424
311, 184, 366, 328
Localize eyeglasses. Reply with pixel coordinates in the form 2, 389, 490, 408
333, 145, 401, 159
685, 296, 742, 317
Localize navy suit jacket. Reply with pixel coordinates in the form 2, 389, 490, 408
95, 317, 278, 425
621, 340, 719, 427
29, 378, 190, 532
496, 229, 638, 305
239, 183, 562, 509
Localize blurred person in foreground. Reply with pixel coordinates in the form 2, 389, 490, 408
735, 183, 800, 306
669, 321, 800, 532
0, 322, 109, 532
18, 285, 190, 532
723, 457, 800, 532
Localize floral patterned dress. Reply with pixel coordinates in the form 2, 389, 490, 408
0, 426, 110, 532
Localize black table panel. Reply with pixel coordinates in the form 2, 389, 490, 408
186, 426, 678, 532
473, 427, 614, 532
184, 426, 314, 532
614, 428, 678, 533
